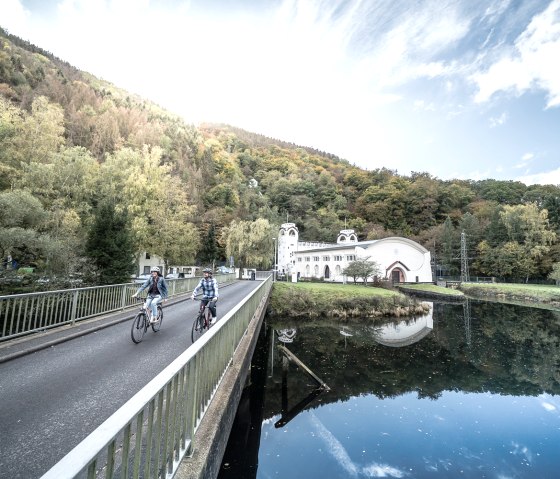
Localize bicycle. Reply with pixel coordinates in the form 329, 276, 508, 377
191, 298, 215, 343
131, 297, 164, 344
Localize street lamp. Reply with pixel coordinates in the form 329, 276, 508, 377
272, 238, 277, 282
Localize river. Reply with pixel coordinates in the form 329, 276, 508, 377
219, 299, 560, 479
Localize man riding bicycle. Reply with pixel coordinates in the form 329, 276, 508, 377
192, 267, 219, 324
132, 266, 168, 323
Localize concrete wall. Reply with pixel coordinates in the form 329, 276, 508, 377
175, 290, 270, 479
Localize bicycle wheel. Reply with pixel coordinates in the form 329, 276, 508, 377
131, 312, 147, 343
191, 313, 205, 343
152, 305, 163, 332
205, 306, 213, 328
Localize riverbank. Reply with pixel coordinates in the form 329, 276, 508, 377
459, 282, 560, 308
269, 282, 429, 319
396, 283, 466, 301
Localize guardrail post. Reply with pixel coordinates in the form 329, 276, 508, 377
121, 285, 128, 310
70, 290, 79, 326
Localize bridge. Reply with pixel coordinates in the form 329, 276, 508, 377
0, 274, 272, 479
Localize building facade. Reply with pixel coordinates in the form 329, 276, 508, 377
276, 223, 432, 283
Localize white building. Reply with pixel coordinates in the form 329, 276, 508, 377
276, 223, 433, 283
136, 252, 199, 278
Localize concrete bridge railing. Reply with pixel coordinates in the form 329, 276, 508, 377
40, 275, 272, 479
0, 274, 236, 342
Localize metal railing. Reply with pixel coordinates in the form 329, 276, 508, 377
0, 274, 236, 342
41, 275, 272, 479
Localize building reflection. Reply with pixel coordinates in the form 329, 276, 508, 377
373, 303, 433, 347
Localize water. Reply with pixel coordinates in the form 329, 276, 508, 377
219, 300, 560, 479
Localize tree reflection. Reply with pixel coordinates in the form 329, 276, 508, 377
264, 301, 560, 419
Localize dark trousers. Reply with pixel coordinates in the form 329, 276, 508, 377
201, 299, 217, 318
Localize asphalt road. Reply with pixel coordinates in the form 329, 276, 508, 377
0, 280, 262, 479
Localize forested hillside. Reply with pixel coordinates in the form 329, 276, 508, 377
1, 27, 559, 288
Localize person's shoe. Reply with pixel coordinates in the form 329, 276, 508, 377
150, 316, 158, 324
211, 316, 217, 325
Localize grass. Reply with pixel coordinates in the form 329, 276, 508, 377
270, 282, 429, 319
273, 281, 400, 299
398, 283, 465, 296
460, 282, 560, 303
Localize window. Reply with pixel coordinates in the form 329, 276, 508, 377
145, 253, 151, 259
346, 255, 355, 261
305, 256, 310, 262
313, 256, 320, 262
334, 255, 343, 261
314, 265, 319, 276
297, 257, 302, 262
323, 256, 330, 261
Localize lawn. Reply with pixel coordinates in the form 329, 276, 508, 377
273, 281, 400, 298
398, 283, 465, 296
460, 282, 560, 303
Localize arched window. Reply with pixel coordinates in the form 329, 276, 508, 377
305, 265, 310, 277
314, 265, 319, 277
335, 265, 341, 275
289, 230, 296, 236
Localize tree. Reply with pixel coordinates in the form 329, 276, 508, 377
99, 146, 200, 264
343, 257, 381, 285
222, 219, 275, 279
198, 223, 220, 266
548, 262, 560, 285
440, 217, 458, 276
499, 203, 557, 281
86, 201, 136, 285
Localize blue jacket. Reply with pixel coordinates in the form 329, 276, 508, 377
136, 276, 168, 299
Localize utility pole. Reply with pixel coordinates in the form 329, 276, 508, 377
272, 238, 277, 282
460, 230, 470, 283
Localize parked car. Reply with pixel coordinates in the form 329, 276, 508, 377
166, 272, 185, 279
216, 266, 233, 274
134, 274, 150, 284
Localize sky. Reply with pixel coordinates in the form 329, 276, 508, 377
2, 0, 560, 185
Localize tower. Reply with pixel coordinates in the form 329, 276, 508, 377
277, 223, 298, 274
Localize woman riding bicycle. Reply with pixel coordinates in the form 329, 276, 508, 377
132, 266, 168, 323
191, 267, 219, 324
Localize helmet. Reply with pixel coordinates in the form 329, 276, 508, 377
150, 266, 160, 273
202, 267, 213, 274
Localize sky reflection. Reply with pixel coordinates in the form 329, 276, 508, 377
260, 390, 560, 478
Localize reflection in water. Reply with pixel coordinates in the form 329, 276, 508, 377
372, 303, 433, 347
219, 300, 560, 479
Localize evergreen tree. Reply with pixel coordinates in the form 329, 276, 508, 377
86, 201, 136, 284
198, 223, 219, 266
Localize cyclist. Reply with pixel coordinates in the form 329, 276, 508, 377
191, 267, 219, 324
132, 266, 168, 323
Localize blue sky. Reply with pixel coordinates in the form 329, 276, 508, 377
2, 0, 560, 185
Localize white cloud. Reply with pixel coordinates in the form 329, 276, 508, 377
517, 166, 560, 185
541, 401, 556, 411
309, 412, 406, 478
472, 0, 560, 106
489, 112, 508, 127
1, 0, 30, 34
